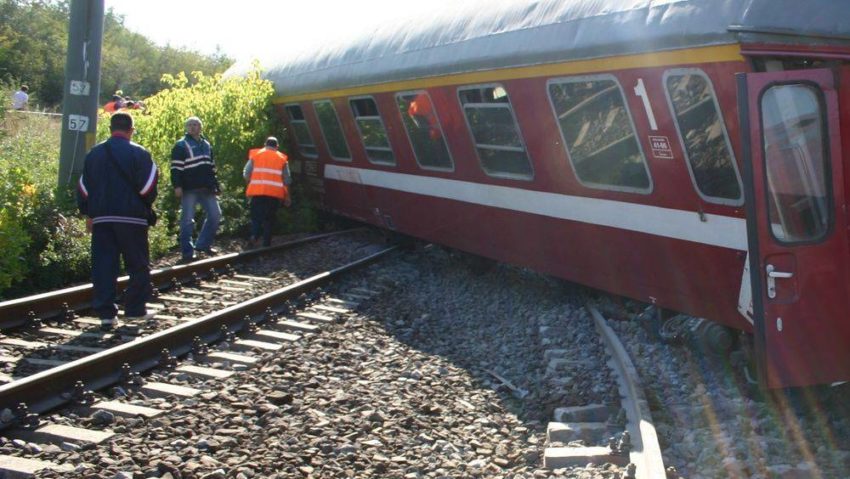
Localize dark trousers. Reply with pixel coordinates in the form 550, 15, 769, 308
91, 223, 150, 319
250, 196, 281, 247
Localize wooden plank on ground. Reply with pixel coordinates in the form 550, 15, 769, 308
206, 351, 258, 365
253, 330, 301, 342
313, 304, 349, 314
176, 364, 234, 379
274, 320, 319, 333
92, 400, 163, 418
232, 339, 282, 352
142, 382, 200, 398
13, 424, 113, 445
296, 312, 334, 324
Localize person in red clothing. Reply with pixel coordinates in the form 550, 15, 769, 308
407, 92, 442, 140
103, 94, 124, 113
243, 137, 292, 248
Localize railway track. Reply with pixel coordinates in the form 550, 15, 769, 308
0, 229, 384, 388
0, 230, 378, 385
537, 302, 665, 479
0, 240, 397, 477
0, 229, 362, 329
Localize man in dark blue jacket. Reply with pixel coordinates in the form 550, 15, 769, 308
171, 116, 221, 263
77, 112, 158, 328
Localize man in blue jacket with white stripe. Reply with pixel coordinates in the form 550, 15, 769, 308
171, 116, 221, 263
78, 112, 158, 328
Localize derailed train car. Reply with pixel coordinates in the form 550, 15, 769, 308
230, 0, 850, 388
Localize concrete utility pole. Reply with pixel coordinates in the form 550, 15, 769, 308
58, 0, 105, 188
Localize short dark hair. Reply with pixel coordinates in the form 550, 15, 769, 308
110, 112, 134, 132
20, 85, 28, 92
265, 136, 279, 148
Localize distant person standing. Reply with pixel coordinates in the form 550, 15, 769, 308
11, 85, 28, 110
77, 112, 158, 329
171, 116, 221, 263
243, 137, 291, 248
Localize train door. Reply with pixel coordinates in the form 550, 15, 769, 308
738, 68, 850, 388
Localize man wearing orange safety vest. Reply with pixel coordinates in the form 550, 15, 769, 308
243, 137, 292, 248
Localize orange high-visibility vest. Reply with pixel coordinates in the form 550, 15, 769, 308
246, 147, 288, 199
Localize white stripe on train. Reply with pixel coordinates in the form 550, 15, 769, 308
324, 164, 748, 251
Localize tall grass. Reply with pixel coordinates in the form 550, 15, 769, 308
0, 111, 90, 296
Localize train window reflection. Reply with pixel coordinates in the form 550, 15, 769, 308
761, 84, 831, 243
665, 70, 742, 205
548, 75, 651, 193
313, 100, 351, 161
349, 97, 395, 165
396, 91, 453, 171
457, 84, 533, 179
284, 104, 318, 158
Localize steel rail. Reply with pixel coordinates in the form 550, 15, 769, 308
586, 304, 666, 479
0, 229, 363, 328
0, 244, 397, 418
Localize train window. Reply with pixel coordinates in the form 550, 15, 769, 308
284, 104, 318, 158
761, 84, 831, 244
349, 96, 395, 165
664, 70, 742, 205
547, 75, 651, 193
457, 84, 533, 179
313, 100, 351, 161
395, 91, 453, 171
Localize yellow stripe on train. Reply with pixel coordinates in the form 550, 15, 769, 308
272, 44, 743, 104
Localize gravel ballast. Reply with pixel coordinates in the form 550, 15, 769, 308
22, 244, 850, 478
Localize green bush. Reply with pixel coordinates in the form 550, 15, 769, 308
0, 112, 91, 296
99, 66, 279, 237
0, 66, 313, 300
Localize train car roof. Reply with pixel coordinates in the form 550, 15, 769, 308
228, 0, 850, 98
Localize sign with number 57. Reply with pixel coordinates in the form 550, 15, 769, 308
68, 114, 89, 132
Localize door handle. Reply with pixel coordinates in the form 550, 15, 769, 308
766, 264, 793, 298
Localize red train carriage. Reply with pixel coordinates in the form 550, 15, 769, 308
229, 0, 850, 388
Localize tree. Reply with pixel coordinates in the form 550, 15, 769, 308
0, 0, 233, 108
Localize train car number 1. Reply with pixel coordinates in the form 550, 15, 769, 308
633, 78, 658, 131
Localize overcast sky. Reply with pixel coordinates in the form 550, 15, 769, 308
104, 0, 455, 62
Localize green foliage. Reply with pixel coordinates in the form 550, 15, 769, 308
0, 113, 92, 295
0, 175, 30, 290
0, 0, 233, 108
